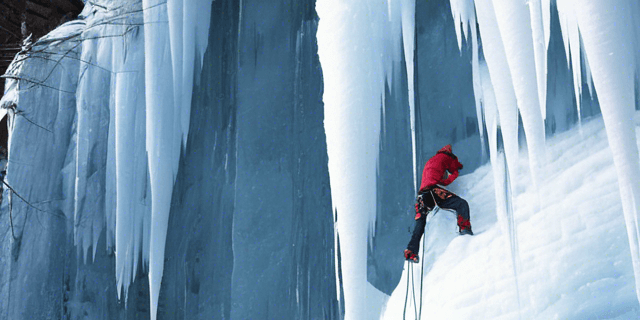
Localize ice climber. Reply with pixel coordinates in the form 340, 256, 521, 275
404, 144, 472, 263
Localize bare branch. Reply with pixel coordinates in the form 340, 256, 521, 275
9, 190, 16, 240
1, 180, 63, 218
0, 74, 75, 94
13, 110, 53, 134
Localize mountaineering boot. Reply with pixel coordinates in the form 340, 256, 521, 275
404, 249, 419, 263
459, 226, 473, 236
457, 215, 473, 235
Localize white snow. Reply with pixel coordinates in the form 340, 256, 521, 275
380, 112, 640, 319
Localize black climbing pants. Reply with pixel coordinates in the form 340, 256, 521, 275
406, 194, 470, 254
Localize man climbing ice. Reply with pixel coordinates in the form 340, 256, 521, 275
404, 144, 472, 263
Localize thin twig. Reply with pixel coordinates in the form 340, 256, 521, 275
0, 74, 75, 94
14, 111, 53, 134
9, 190, 15, 240
1, 180, 55, 216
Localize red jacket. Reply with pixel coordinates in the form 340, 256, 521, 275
419, 145, 463, 193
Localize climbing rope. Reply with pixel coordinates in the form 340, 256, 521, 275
418, 191, 438, 319
403, 190, 440, 319
418, 224, 427, 319
402, 261, 412, 320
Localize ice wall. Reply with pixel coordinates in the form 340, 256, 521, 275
0, 19, 150, 319
455, 0, 640, 308
230, 0, 339, 318
371, 55, 415, 295
0, 0, 339, 319
414, 0, 482, 173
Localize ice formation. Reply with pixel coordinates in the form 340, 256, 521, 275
2, 0, 640, 319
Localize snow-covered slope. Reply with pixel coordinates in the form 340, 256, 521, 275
383, 113, 640, 319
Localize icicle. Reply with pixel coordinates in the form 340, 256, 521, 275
573, 0, 640, 305
75, 18, 113, 263
167, 0, 185, 151
449, 0, 474, 52
491, 0, 546, 192
317, 0, 407, 318
569, 18, 583, 128
450, 0, 464, 51
400, 0, 417, 191
470, 13, 486, 162
479, 58, 524, 318
475, 0, 525, 313
541, 0, 551, 50
582, 44, 594, 97
556, 0, 584, 127
142, 0, 178, 318
555, 0, 572, 69
448, 0, 486, 163
474, 0, 519, 183
180, 0, 213, 148
113, 11, 148, 301
529, 0, 548, 122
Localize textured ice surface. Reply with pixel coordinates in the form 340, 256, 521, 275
383, 114, 640, 319
0, 1, 338, 319
3, 1, 640, 319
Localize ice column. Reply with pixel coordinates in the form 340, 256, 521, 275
400, 0, 417, 187
474, 0, 524, 310
474, 0, 519, 184
317, 0, 409, 318
74, 18, 113, 262
113, 20, 150, 300
573, 0, 640, 303
141, 1, 178, 319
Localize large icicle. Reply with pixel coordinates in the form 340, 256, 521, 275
178, 0, 212, 148
113, 14, 149, 300
449, 0, 475, 51
399, 0, 417, 189
165, 0, 213, 149
479, 60, 522, 313
474, 0, 524, 312
474, 0, 519, 185
317, 0, 407, 318
573, 0, 640, 304
141, 1, 178, 318
166, 0, 185, 150
528, 0, 548, 121
491, 0, 546, 191
74, 12, 113, 262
